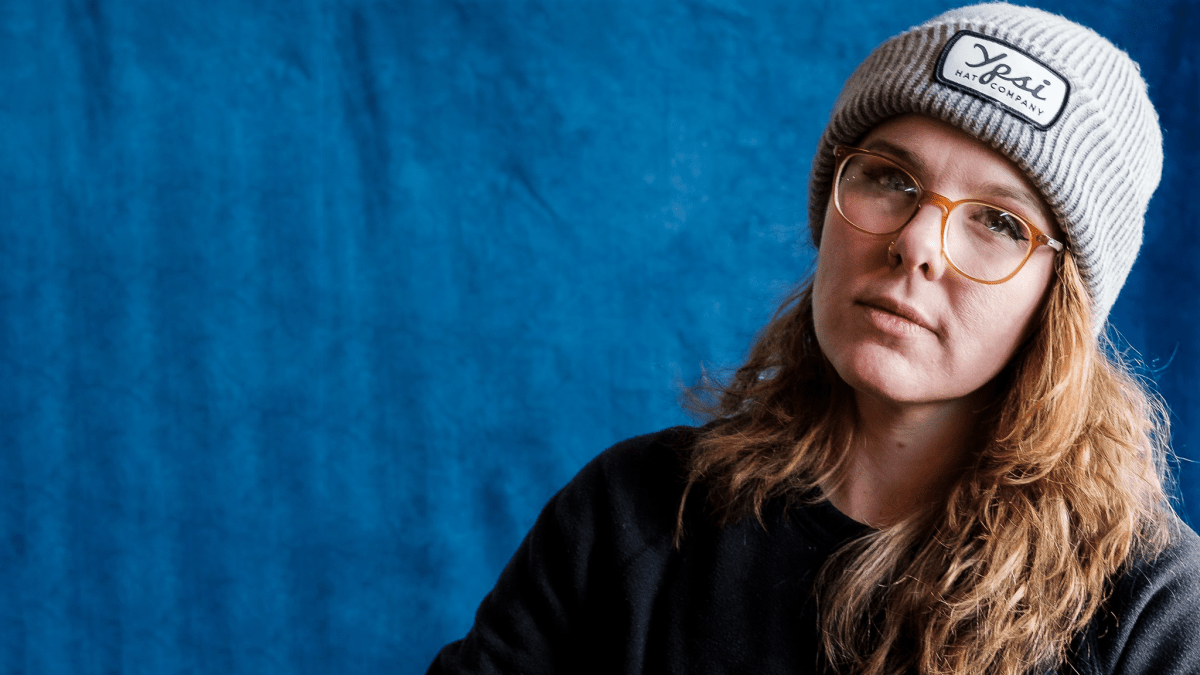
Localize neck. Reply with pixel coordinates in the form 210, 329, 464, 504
825, 388, 990, 527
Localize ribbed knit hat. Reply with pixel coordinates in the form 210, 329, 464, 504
808, 3, 1162, 327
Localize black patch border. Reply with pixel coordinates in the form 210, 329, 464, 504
934, 29, 1071, 131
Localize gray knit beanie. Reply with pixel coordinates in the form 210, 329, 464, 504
808, 3, 1162, 327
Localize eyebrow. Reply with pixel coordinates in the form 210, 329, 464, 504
975, 182, 1047, 221
860, 138, 1047, 222
862, 139, 930, 177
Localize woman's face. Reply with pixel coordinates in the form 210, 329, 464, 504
812, 114, 1064, 408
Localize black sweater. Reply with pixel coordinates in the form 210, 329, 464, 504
429, 426, 1200, 674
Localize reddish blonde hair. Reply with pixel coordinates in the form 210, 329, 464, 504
681, 252, 1175, 675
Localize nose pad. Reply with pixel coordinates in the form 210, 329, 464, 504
888, 199, 949, 281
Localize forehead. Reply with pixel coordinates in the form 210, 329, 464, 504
858, 115, 1061, 237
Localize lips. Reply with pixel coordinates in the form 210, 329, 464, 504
857, 295, 938, 334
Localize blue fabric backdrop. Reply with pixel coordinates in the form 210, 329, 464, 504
1, 1, 1196, 672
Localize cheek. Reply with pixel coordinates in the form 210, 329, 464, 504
812, 246, 837, 331
811, 213, 866, 347
812, 208, 879, 308
947, 283, 1048, 377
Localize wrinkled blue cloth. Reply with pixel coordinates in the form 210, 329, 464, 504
0, 1, 1196, 673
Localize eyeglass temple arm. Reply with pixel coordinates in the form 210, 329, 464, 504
1038, 233, 1064, 252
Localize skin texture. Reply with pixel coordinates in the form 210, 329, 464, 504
812, 114, 1064, 526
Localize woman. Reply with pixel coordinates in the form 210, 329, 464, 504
429, 4, 1200, 674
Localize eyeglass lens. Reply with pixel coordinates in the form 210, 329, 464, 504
836, 153, 1034, 282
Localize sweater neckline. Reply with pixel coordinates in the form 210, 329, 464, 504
794, 494, 874, 547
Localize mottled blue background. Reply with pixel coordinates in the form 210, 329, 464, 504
0, 1, 1196, 673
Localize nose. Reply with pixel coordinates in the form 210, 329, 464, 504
888, 197, 948, 281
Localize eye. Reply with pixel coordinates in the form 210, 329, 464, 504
863, 166, 918, 196
975, 207, 1029, 242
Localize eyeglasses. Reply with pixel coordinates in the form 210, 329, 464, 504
831, 145, 1064, 284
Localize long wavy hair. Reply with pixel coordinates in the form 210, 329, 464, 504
680, 251, 1176, 675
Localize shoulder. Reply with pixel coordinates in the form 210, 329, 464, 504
572, 425, 698, 501
548, 426, 699, 560
1075, 520, 1200, 674
426, 427, 704, 675
1114, 521, 1200, 613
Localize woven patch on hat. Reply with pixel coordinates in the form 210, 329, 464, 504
935, 30, 1070, 129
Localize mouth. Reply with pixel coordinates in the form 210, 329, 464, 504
857, 296, 938, 335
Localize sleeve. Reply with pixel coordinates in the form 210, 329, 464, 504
425, 428, 691, 675
1085, 523, 1200, 675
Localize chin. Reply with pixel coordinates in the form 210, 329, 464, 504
841, 371, 933, 406
830, 345, 980, 407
